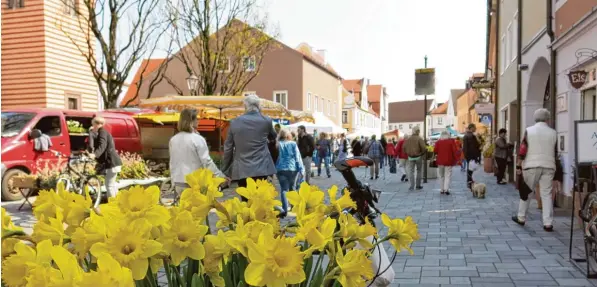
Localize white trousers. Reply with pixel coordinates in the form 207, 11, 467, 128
437, 165, 453, 191
517, 167, 555, 226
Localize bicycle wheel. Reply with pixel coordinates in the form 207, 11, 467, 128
55, 177, 72, 192
83, 176, 103, 208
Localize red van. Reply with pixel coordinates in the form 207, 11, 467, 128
1, 108, 142, 200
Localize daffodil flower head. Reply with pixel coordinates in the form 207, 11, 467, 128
216, 197, 251, 228
326, 185, 356, 214
334, 243, 374, 287
101, 185, 170, 228
29, 244, 85, 287
89, 218, 163, 280
32, 189, 65, 223
2, 207, 23, 236
32, 211, 66, 245
299, 217, 337, 257
80, 253, 134, 287
203, 229, 233, 285
225, 216, 273, 257
184, 168, 225, 200
287, 182, 326, 221
179, 187, 213, 220
244, 226, 305, 287
160, 210, 209, 266
1, 239, 52, 287
381, 214, 420, 255
70, 212, 109, 259
337, 213, 377, 249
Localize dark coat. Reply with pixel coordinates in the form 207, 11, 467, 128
462, 131, 481, 161
93, 127, 122, 173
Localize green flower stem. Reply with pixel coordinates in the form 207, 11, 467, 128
163, 259, 174, 287
322, 266, 340, 286
1, 229, 27, 239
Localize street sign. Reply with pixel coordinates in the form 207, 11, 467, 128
475, 103, 495, 114
415, 68, 435, 95
479, 114, 492, 125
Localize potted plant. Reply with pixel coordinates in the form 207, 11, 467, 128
426, 145, 438, 179
482, 143, 495, 173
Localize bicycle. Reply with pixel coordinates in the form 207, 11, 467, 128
53, 152, 103, 208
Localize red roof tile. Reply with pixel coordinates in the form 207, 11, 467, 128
120, 59, 165, 106
388, 99, 434, 123
342, 79, 362, 92
431, 101, 448, 114
367, 85, 382, 103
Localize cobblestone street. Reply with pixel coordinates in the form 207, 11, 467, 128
3, 166, 596, 286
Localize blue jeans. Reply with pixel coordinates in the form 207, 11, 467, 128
317, 156, 330, 177
277, 170, 298, 214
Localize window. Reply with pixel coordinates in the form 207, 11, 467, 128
273, 91, 288, 108
243, 56, 256, 72
217, 56, 231, 72
342, 111, 348, 124
582, 88, 596, 120
437, 117, 443, 125
327, 99, 331, 115
500, 34, 506, 73
34, 116, 62, 137
314, 95, 318, 111
507, 23, 513, 65
64, 0, 77, 15
333, 101, 336, 116
307, 93, 311, 110
65, 93, 81, 110
399, 124, 403, 129
409, 124, 413, 129
7, 0, 24, 9
512, 12, 518, 63
321, 98, 325, 113
243, 91, 256, 97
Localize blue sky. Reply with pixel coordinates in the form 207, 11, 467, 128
265, 0, 487, 103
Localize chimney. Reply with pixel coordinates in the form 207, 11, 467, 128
316, 49, 326, 63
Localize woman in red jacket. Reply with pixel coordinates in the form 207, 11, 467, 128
396, 135, 409, 182
434, 131, 458, 195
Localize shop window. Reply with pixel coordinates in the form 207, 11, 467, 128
582, 88, 596, 120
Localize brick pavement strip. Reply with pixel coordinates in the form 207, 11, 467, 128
5, 166, 597, 286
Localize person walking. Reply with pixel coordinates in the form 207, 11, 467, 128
366, 135, 385, 180
512, 109, 562, 232
297, 125, 315, 184
463, 123, 481, 190
434, 131, 458, 195
386, 138, 397, 173
403, 127, 426, 190
494, 128, 512, 185
455, 137, 465, 171
337, 133, 349, 161
170, 109, 227, 196
351, 137, 363, 157
222, 95, 277, 193
275, 129, 304, 217
379, 135, 388, 168
396, 135, 409, 182
88, 116, 122, 198
316, 132, 331, 178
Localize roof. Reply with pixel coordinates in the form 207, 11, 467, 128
388, 99, 433, 123
342, 79, 362, 92
295, 43, 341, 79
367, 85, 382, 103
431, 101, 448, 114
120, 59, 166, 106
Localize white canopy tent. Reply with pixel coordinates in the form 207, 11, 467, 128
287, 113, 345, 134
346, 129, 376, 140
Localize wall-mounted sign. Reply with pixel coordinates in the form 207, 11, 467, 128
273, 119, 290, 125
475, 103, 495, 114
478, 114, 492, 125
556, 93, 568, 113
415, 68, 435, 95
568, 70, 588, 89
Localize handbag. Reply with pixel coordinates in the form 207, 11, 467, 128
429, 155, 438, 168
468, 160, 480, 172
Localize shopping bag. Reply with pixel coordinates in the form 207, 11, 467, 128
356, 236, 395, 286
468, 160, 480, 172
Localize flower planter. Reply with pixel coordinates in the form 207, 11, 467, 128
426, 160, 438, 179
483, 157, 494, 173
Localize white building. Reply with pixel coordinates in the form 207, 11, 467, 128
388, 99, 435, 137
341, 86, 381, 137
428, 101, 450, 136
447, 89, 464, 128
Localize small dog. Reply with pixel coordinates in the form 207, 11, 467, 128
472, 183, 487, 199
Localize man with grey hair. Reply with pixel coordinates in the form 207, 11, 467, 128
512, 108, 561, 232
403, 126, 426, 190
222, 95, 278, 198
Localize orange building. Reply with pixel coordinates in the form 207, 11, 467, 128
1, 0, 97, 110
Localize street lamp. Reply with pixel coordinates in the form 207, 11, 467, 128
186, 74, 199, 96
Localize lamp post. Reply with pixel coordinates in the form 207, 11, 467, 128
423, 55, 428, 184
186, 74, 199, 96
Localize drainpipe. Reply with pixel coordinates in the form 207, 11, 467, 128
494, 0, 500, 135
547, 0, 556, 128
516, 0, 523, 143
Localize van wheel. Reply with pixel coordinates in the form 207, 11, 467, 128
2, 169, 30, 201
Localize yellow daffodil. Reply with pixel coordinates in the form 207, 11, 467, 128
334, 244, 374, 287
90, 218, 162, 280
179, 188, 213, 221
337, 213, 377, 249
295, 217, 336, 256
100, 185, 170, 228
203, 230, 232, 287
381, 214, 420, 254
33, 183, 92, 228
2, 238, 20, 258
31, 211, 66, 245
326, 186, 356, 214
287, 182, 326, 221
1, 239, 52, 287
70, 212, 108, 258
184, 168, 225, 201
2, 207, 23, 236
236, 178, 280, 205
80, 253, 134, 287
216, 197, 251, 228
43, 244, 84, 286
225, 217, 272, 257
245, 227, 305, 287
160, 209, 209, 266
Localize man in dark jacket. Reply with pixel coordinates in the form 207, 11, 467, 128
88, 117, 122, 198
494, 128, 512, 185
463, 123, 481, 190
297, 125, 315, 184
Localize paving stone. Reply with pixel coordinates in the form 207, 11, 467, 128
450, 277, 472, 284
554, 278, 595, 286
508, 273, 553, 281
420, 277, 450, 284
440, 270, 479, 277
440, 259, 467, 267
511, 280, 559, 286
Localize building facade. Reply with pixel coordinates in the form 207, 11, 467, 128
388, 99, 434, 137
341, 80, 381, 136
497, 0, 520, 143
1, 0, 98, 111
429, 102, 449, 135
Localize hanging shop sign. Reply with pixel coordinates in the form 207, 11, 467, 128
568, 70, 588, 90
415, 68, 435, 95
